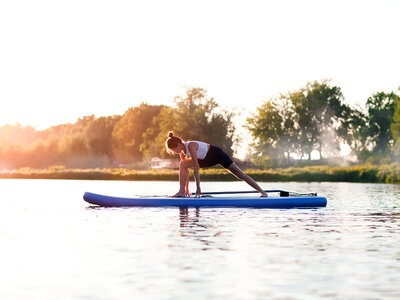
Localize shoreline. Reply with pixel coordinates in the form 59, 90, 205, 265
1, 165, 399, 183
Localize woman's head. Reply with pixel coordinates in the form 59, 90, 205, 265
165, 131, 184, 155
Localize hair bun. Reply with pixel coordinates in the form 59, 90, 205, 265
168, 131, 174, 138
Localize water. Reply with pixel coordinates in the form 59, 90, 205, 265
0, 179, 399, 299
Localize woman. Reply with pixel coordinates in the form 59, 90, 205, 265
165, 132, 267, 198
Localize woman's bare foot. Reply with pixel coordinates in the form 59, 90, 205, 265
172, 192, 187, 198
260, 193, 268, 197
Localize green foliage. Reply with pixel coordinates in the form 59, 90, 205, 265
342, 107, 370, 160
366, 91, 396, 154
141, 106, 176, 159
390, 88, 400, 155
1, 83, 400, 170
2, 164, 400, 183
247, 96, 297, 166
141, 87, 235, 159
112, 103, 164, 163
350, 89, 399, 163
0, 88, 235, 169
248, 80, 400, 167
173, 87, 235, 154
248, 80, 353, 166
86, 116, 120, 156
290, 80, 350, 159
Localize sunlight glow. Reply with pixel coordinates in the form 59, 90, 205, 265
0, 0, 399, 129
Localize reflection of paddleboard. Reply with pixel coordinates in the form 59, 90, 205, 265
83, 192, 327, 208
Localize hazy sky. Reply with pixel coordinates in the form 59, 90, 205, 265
1, 0, 399, 130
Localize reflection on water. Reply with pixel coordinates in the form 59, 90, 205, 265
178, 207, 233, 251
0, 179, 400, 299
179, 207, 202, 238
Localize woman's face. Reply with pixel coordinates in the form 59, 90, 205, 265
171, 144, 183, 154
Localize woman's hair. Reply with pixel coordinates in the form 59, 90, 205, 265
165, 131, 184, 155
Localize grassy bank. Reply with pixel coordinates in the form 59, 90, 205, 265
1, 164, 400, 183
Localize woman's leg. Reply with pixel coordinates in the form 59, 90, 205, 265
227, 163, 267, 196
173, 160, 193, 197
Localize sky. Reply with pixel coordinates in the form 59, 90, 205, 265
0, 0, 399, 132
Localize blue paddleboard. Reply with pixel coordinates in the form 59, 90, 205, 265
83, 192, 327, 208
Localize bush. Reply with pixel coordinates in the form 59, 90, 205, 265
1, 164, 400, 183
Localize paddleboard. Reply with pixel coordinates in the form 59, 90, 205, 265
83, 192, 327, 208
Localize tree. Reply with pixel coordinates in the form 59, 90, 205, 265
112, 103, 164, 163
246, 97, 297, 166
366, 91, 397, 155
247, 80, 352, 166
85, 116, 120, 157
0, 123, 37, 148
141, 87, 236, 159
389, 89, 400, 155
141, 106, 176, 159
172, 87, 235, 155
341, 106, 371, 161
290, 80, 350, 159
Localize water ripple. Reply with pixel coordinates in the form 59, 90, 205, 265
0, 180, 400, 299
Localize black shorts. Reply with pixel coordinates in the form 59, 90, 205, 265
198, 145, 233, 169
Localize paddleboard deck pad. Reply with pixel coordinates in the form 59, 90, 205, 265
83, 192, 327, 208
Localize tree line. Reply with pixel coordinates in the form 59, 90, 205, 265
0, 88, 234, 169
0, 82, 399, 169
247, 80, 400, 167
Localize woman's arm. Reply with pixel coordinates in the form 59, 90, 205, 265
180, 151, 186, 161
187, 142, 201, 197
179, 151, 190, 195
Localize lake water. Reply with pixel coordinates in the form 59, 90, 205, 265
0, 179, 399, 299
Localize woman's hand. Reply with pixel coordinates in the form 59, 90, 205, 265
185, 186, 190, 197
194, 188, 201, 198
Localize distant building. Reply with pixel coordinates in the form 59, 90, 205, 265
151, 157, 179, 169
